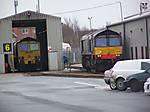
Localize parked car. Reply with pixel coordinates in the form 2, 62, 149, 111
124, 67, 150, 92
104, 59, 150, 91
144, 78, 150, 95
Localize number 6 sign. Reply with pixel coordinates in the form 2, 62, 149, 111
3, 43, 12, 53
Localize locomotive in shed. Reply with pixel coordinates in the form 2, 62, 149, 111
14, 37, 41, 71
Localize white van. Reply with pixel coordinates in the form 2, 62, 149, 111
104, 59, 150, 91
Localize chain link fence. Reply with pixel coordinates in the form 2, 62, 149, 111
63, 48, 81, 68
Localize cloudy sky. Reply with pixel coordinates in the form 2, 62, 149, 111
0, 0, 150, 29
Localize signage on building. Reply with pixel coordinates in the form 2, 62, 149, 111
48, 46, 52, 53
3, 43, 12, 53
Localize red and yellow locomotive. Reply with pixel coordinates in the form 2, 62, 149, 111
81, 29, 123, 72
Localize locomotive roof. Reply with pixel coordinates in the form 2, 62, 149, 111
81, 29, 120, 40
13, 37, 37, 47
15, 37, 37, 44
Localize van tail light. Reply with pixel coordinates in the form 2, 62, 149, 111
109, 69, 114, 77
104, 69, 114, 77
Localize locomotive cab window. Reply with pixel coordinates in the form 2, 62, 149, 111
88, 40, 92, 52
18, 43, 29, 51
95, 38, 107, 47
109, 37, 121, 46
30, 43, 40, 51
81, 40, 85, 52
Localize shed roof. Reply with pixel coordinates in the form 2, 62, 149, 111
107, 12, 150, 27
0, 10, 60, 21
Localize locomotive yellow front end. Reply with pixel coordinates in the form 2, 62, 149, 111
14, 37, 41, 72
94, 46, 123, 60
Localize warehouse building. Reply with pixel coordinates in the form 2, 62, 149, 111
0, 10, 63, 73
107, 14, 150, 60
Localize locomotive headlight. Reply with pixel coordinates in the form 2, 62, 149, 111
97, 54, 101, 57
116, 54, 120, 56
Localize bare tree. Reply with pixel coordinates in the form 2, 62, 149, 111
62, 17, 90, 49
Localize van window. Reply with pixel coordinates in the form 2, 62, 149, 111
112, 60, 141, 70
147, 68, 150, 73
141, 62, 150, 70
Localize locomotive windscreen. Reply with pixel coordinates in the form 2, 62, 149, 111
95, 37, 121, 47
109, 38, 121, 46
95, 38, 107, 47
30, 43, 39, 51
18, 43, 28, 51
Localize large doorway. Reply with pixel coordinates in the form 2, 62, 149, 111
12, 19, 48, 72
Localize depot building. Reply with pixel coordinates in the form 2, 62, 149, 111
0, 10, 63, 73
107, 14, 150, 60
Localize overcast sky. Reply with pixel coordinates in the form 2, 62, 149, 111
0, 0, 150, 29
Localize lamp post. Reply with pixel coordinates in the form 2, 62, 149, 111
88, 17, 92, 31
118, 1, 123, 21
37, 0, 40, 13
14, 0, 18, 14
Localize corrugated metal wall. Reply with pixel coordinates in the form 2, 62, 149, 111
0, 20, 13, 53
46, 17, 63, 70
108, 16, 150, 60
0, 19, 13, 73
125, 19, 147, 59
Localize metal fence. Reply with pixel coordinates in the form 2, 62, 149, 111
63, 48, 81, 65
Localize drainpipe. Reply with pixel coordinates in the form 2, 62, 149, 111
146, 18, 149, 58
123, 22, 127, 59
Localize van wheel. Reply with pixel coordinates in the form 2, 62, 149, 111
116, 78, 127, 91
110, 82, 117, 90
130, 80, 141, 92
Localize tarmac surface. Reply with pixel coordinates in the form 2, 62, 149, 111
0, 73, 149, 112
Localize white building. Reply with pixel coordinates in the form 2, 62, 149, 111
107, 14, 150, 59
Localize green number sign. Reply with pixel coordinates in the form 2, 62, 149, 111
3, 43, 12, 52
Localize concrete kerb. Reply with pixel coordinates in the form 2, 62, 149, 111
27, 70, 104, 78
0, 69, 104, 78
